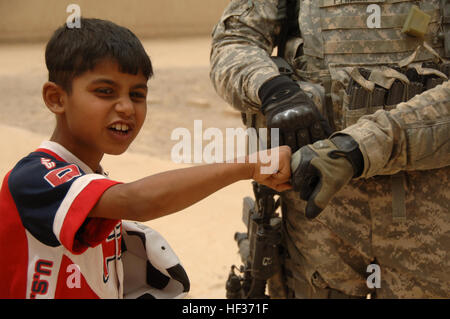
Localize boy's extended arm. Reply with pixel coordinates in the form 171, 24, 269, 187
89, 146, 292, 222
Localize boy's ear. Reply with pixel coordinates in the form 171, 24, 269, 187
42, 82, 67, 114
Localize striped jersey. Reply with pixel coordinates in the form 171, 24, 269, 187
0, 141, 124, 298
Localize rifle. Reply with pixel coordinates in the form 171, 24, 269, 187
225, 181, 282, 299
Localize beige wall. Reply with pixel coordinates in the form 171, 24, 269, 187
0, 0, 230, 42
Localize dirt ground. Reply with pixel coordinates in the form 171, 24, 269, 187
0, 37, 254, 298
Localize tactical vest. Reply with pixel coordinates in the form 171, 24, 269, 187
283, 0, 449, 131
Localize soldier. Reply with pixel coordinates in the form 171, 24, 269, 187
210, 0, 450, 298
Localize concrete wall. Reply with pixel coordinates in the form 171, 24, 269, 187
0, 0, 230, 42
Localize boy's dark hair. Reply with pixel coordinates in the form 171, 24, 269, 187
45, 18, 153, 93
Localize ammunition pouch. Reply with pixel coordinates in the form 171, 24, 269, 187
343, 62, 449, 127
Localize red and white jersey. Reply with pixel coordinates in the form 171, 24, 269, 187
0, 141, 124, 299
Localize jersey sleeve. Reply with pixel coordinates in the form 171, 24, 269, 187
8, 152, 121, 254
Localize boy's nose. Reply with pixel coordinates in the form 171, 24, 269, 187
115, 98, 135, 117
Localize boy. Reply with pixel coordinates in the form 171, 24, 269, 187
0, 18, 291, 299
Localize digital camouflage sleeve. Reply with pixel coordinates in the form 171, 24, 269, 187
210, 0, 282, 112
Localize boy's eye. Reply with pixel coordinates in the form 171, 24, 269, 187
95, 87, 114, 95
130, 91, 146, 100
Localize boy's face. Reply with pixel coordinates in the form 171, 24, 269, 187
52, 59, 148, 167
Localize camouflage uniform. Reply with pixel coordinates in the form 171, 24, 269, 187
210, 0, 450, 298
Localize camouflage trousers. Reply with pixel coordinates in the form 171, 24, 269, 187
270, 165, 450, 298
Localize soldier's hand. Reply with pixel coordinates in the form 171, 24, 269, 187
290, 134, 364, 219
259, 75, 333, 152
252, 145, 293, 193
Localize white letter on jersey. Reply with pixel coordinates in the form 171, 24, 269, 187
41, 158, 56, 170
367, 4, 381, 29
66, 4, 81, 29
66, 264, 81, 289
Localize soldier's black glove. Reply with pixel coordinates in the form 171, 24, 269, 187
290, 134, 364, 219
259, 75, 333, 152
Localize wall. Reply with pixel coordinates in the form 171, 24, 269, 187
0, 0, 230, 42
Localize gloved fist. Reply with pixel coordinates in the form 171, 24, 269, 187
290, 134, 364, 219
259, 75, 332, 152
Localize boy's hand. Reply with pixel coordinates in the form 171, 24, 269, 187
251, 145, 293, 192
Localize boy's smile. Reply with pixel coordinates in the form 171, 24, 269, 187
46, 59, 148, 172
